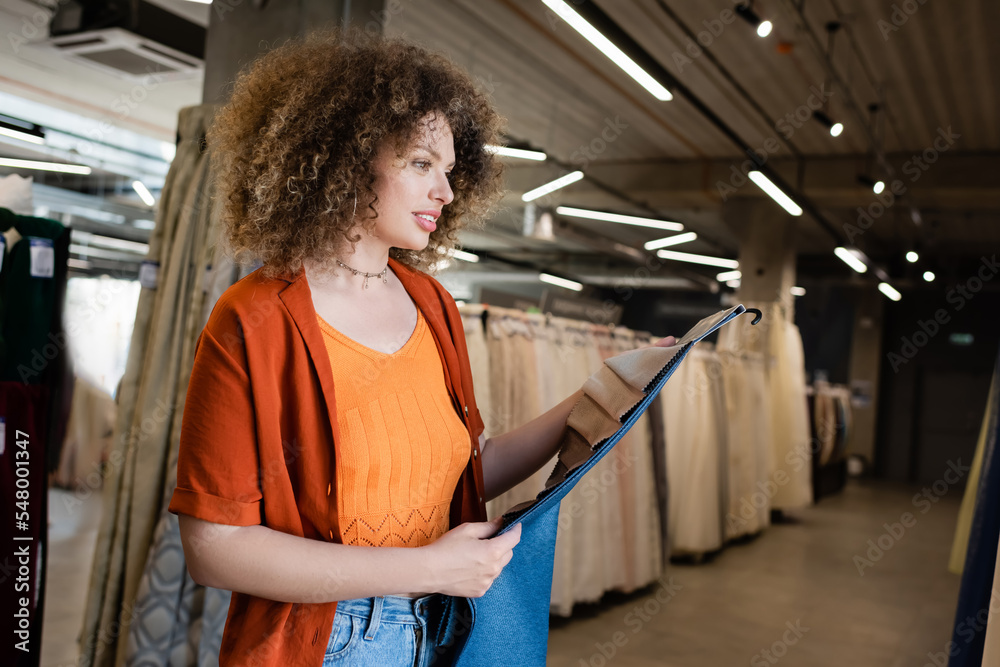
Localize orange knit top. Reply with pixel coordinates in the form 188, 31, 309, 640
316, 308, 471, 548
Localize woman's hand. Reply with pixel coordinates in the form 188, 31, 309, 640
420, 517, 521, 597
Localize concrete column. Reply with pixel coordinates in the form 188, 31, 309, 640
845, 288, 884, 466
722, 198, 797, 315
201, 0, 386, 105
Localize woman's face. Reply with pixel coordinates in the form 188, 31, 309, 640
369, 112, 455, 251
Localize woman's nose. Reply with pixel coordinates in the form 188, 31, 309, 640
432, 171, 454, 205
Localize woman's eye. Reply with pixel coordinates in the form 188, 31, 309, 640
413, 160, 431, 170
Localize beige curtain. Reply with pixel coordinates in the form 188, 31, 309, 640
80, 104, 237, 667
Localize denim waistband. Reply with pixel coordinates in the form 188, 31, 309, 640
335, 594, 444, 626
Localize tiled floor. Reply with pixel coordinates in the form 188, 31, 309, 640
40, 480, 963, 666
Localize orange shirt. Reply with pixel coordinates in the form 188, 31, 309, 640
317, 309, 470, 548
168, 259, 486, 667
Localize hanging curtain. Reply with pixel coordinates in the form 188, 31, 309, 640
80, 104, 235, 667
948, 346, 1000, 667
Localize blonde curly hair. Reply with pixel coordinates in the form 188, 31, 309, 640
208, 29, 505, 278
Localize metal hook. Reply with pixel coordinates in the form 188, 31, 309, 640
744, 308, 763, 325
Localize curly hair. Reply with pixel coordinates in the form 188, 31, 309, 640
208, 30, 506, 278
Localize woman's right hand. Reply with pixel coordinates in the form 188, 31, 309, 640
421, 517, 522, 598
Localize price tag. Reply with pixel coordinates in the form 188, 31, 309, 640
139, 261, 159, 290
28, 237, 54, 278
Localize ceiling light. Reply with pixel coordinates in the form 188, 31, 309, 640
858, 175, 885, 194
716, 269, 742, 282
923, 271, 935, 282
0, 157, 91, 174
558, 206, 684, 231
452, 249, 480, 263
790, 286, 807, 296
834, 247, 868, 273
656, 249, 739, 269
0, 126, 44, 145
735, 3, 773, 38
748, 171, 803, 216
485, 145, 547, 161
540, 0, 672, 101
540, 272, 583, 291
0, 115, 45, 145
878, 282, 901, 301
643, 232, 698, 250
132, 180, 155, 207
813, 110, 843, 137
906, 251, 919, 263
71, 231, 149, 255
522, 171, 584, 202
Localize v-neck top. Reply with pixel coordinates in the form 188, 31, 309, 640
316, 309, 470, 547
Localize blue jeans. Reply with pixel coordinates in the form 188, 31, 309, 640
323, 594, 471, 666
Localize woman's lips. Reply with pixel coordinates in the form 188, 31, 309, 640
413, 213, 437, 232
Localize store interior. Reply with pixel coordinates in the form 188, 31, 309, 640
1, 0, 999, 666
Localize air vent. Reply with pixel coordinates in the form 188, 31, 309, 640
47, 28, 201, 82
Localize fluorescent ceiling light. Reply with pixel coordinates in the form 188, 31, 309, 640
878, 282, 901, 301
656, 249, 739, 269
834, 246, 868, 274
453, 249, 480, 263
748, 171, 802, 216
540, 272, 583, 291
67, 258, 92, 270
726, 278, 741, 288
540, 0, 672, 101
522, 171, 584, 202
906, 251, 919, 263
790, 286, 807, 296
557, 206, 684, 232
716, 269, 742, 282
0, 157, 91, 174
71, 231, 149, 255
923, 271, 935, 282
644, 231, 697, 250
132, 180, 155, 207
0, 126, 44, 145
485, 145, 547, 161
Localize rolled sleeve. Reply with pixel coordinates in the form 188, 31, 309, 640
168, 321, 263, 526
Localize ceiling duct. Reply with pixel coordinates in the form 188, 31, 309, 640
44, 0, 205, 82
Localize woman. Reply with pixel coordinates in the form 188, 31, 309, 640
168, 32, 617, 667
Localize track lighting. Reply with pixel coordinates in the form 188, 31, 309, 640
812, 110, 843, 137
0, 157, 91, 174
857, 175, 885, 194
521, 171, 584, 202
485, 145, 547, 161
906, 251, 919, 263
643, 232, 697, 250
748, 171, 803, 216
734, 3, 773, 37
132, 180, 155, 207
923, 271, 935, 282
556, 206, 684, 231
878, 282, 901, 301
834, 247, 868, 274
540, 273, 584, 291
541, 0, 672, 100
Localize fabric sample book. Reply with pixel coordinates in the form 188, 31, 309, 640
453, 305, 759, 666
